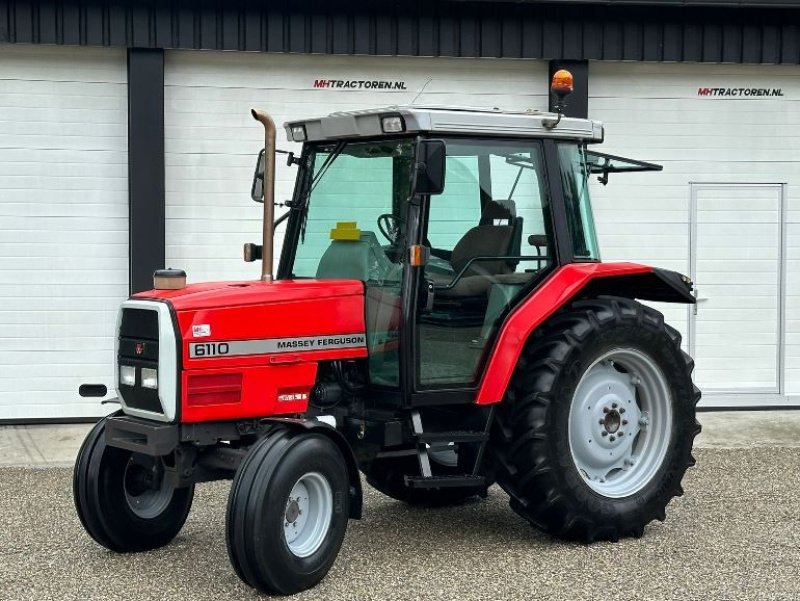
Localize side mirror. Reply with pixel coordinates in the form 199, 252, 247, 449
251, 149, 266, 203
413, 139, 446, 196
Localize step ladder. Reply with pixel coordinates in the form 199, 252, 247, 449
403, 408, 494, 490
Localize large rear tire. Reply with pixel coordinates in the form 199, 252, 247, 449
73, 417, 194, 552
226, 427, 350, 595
491, 296, 701, 542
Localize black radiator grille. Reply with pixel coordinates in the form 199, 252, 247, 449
118, 308, 162, 414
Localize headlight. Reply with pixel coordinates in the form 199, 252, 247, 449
120, 366, 136, 387
141, 368, 158, 389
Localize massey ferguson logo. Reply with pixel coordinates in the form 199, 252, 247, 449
698, 87, 784, 97
135, 342, 145, 356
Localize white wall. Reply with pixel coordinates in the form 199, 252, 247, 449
163, 50, 547, 283
0, 45, 128, 419
589, 61, 800, 403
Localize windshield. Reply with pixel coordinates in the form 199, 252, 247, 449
290, 139, 415, 279
558, 143, 600, 260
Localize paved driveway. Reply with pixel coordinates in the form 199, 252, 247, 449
1, 448, 799, 601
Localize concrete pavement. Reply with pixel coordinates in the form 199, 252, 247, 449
1, 410, 799, 468
1, 447, 799, 600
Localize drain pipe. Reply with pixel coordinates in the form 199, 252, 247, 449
251, 109, 276, 282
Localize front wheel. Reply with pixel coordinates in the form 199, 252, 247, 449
492, 296, 701, 542
226, 427, 350, 595
73, 417, 194, 552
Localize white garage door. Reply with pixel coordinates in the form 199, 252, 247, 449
589, 62, 800, 407
0, 45, 128, 420
164, 51, 547, 284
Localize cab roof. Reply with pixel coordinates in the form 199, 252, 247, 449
284, 105, 604, 144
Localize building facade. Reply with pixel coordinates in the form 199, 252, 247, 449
1, 0, 799, 420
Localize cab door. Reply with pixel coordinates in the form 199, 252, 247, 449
413, 138, 555, 394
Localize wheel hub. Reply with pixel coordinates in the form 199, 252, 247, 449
602, 408, 622, 434
285, 498, 301, 524
283, 472, 333, 558
568, 349, 673, 498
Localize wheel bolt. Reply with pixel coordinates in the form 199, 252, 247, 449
609, 436, 616, 442
603, 407, 610, 414
622, 420, 628, 425
612, 403, 618, 409
619, 408, 626, 414
602, 431, 608, 437
618, 432, 624, 437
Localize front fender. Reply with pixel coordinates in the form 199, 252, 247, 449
261, 417, 363, 519
475, 262, 694, 405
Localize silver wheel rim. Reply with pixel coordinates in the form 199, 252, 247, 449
123, 455, 173, 519
568, 348, 673, 498
284, 472, 333, 558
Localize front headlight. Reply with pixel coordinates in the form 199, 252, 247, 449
120, 365, 136, 387
141, 368, 158, 389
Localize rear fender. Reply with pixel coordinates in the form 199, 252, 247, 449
261, 417, 363, 519
475, 263, 694, 405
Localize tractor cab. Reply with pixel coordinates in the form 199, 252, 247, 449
251, 105, 658, 396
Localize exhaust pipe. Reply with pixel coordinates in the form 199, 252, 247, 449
251, 109, 277, 282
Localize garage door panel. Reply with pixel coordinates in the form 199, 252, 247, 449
0, 45, 127, 420
165, 50, 547, 283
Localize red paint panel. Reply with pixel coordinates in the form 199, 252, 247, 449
134, 279, 364, 311
177, 291, 367, 370
475, 262, 653, 405
180, 362, 317, 422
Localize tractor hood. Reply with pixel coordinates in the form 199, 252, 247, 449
133, 279, 364, 311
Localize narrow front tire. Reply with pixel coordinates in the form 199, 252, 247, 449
225, 427, 350, 595
73, 417, 194, 552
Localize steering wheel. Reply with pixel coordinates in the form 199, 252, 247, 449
377, 214, 404, 244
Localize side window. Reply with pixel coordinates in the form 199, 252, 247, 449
418, 139, 552, 389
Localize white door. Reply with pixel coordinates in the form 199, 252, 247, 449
163, 51, 547, 284
689, 183, 784, 394
0, 45, 128, 420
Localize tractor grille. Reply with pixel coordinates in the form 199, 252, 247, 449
118, 308, 162, 414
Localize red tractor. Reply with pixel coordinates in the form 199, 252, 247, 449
74, 71, 701, 595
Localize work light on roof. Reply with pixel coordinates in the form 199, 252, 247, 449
290, 124, 307, 142
380, 114, 405, 133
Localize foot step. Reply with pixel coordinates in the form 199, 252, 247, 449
404, 475, 486, 489
415, 431, 488, 444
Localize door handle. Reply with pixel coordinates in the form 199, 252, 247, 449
693, 288, 708, 315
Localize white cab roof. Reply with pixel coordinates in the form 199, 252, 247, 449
285, 105, 604, 143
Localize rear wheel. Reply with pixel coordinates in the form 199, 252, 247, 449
492, 296, 701, 542
226, 427, 350, 595
73, 417, 194, 552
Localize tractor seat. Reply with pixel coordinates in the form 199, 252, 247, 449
430, 201, 519, 298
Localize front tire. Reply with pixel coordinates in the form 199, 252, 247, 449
492, 296, 701, 542
226, 427, 350, 595
73, 417, 194, 552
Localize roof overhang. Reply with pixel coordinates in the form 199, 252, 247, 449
285, 106, 605, 144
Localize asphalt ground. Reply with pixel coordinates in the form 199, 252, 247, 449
1, 448, 799, 601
